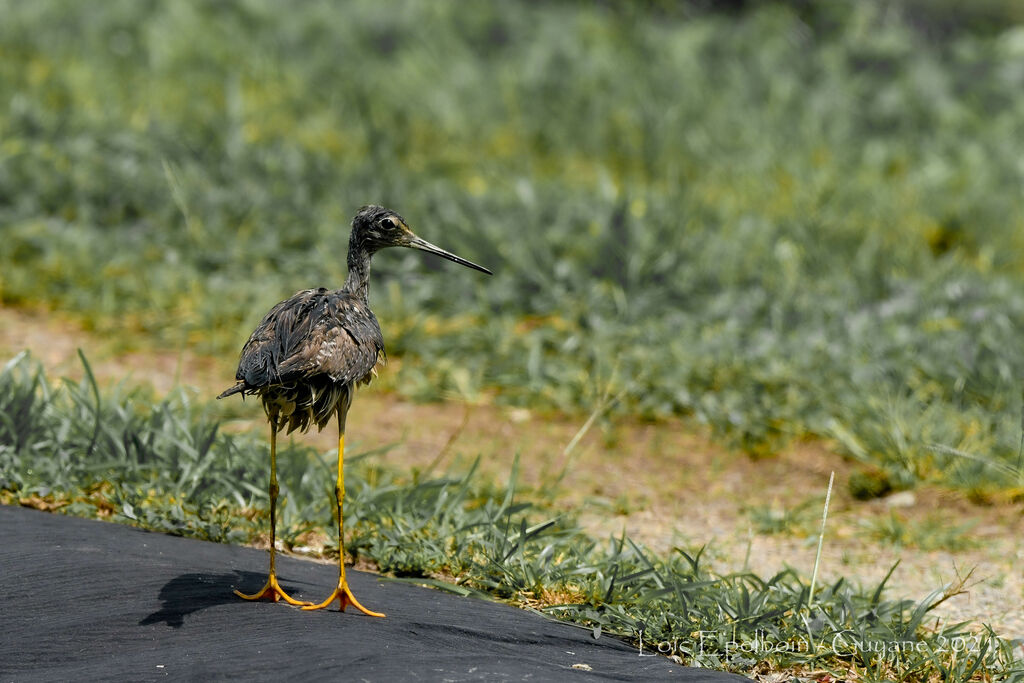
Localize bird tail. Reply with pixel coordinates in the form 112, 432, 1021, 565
217, 382, 247, 400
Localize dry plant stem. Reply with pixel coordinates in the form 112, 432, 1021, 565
924, 564, 976, 614
420, 403, 471, 478
544, 386, 627, 491
807, 471, 835, 611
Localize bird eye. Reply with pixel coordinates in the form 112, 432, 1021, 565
380, 218, 396, 230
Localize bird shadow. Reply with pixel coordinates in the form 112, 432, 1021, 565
139, 571, 308, 628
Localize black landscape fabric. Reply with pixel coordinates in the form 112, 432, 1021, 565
0, 506, 747, 681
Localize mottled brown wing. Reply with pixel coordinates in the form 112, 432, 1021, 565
230, 288, 318, 389
230, 288, 383, 392
277, 312, 382, 387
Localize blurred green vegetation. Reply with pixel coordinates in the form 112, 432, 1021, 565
3, 0, 1024, 492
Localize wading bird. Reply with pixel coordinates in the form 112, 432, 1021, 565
219, 205, 491, 615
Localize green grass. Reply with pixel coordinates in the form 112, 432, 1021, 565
2, 1, 1024, 494
2, 352, 1021, 680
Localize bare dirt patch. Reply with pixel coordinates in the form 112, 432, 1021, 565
1, 304, 1021, 639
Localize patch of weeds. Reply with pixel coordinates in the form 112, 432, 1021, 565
848, 467, 896, 501
862, 511, 982, 552
744, 497, 821, 536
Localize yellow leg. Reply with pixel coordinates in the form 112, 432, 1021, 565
236, 422, 311, 606
303, 427, 385, 616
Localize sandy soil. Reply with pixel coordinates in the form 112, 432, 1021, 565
1, 304, 1021, 641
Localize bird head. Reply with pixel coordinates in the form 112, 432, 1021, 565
351, 205, 492, 274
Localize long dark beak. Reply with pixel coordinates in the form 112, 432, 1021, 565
407, 236, 492, 275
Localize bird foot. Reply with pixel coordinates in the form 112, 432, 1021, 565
234, 574, 311, 606
302, 581, 385, 616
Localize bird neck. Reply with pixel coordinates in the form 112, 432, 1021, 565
343, 245, 373, 302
